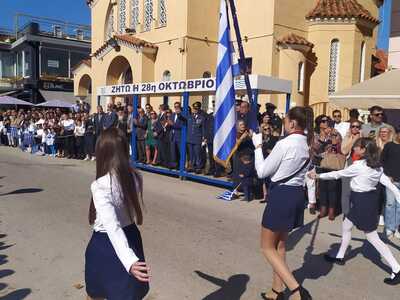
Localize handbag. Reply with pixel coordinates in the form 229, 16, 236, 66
320, 152, 346, 170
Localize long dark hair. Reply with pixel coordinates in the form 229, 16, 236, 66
287, 106, 314, 146
89, 128, 144, 225
353, 137, 381, 169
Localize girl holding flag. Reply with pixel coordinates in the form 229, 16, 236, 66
253, 107, 313, 300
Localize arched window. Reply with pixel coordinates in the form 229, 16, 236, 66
118, 0, 127, 34
298, 62, 305, 93
328, 39, 340, 94
105, 6, 115, 40
359, 42, 366, 82
144, 0, 153, 31
159, 0, 167, 27
130, 0, 139, 29
162, 70, 171, 81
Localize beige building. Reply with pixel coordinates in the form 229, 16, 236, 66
74, 0, 381, 114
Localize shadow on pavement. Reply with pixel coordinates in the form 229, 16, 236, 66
0, 288, 31, 299
0, 188, 43, 197
195, 270, 249, 300
0, 234, 31, 299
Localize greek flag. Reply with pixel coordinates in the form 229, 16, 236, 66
214, 0, 237, 167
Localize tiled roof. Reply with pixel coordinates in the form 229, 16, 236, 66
71, 58, 91, 72
373, 49, 388, 73
306, 0, 380, 24
114, 34, 158, 49
92, 34, 158, 57
277, 33, 314, 48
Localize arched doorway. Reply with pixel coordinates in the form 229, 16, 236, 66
106, 55, 133, 105
78, 74, 92, 97
106, 55, 133, 85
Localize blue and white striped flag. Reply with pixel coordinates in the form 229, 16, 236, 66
214, 0, 237, 167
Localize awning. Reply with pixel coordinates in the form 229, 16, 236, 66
0, 96, 32, 106
329, 69, 400, 109
39, 89, 90, 104
36, 100, 74, 108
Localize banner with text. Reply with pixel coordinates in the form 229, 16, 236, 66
97, 78, 217, 96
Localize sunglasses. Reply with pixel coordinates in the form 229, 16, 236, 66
351, 125, 361, 129
373, 113, 383, 117
321, 119, 328, 123
333, 115, 341, 118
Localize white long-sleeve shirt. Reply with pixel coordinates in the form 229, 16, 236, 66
319, 159, 400, 202
255, 133, 309, 186
91, 173, 139, 273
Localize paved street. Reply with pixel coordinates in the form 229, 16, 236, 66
0, 147, 399, 300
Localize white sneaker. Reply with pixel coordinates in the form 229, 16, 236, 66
395, 230, 400, 239
91, 157, 96, 161
387, 230, 394, 238
379, 215, 385, 226
84, 156, 90, 161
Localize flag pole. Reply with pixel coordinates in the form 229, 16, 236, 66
226, 0, 253, 109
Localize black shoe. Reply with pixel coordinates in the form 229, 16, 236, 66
195, 169, 202, 174
309, 206, 316, 215
324, 254, 345, 265
291, 286, 312, 300
384, 271, 400, 285
261, 288, 284, 300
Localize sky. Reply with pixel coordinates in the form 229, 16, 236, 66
0, 0, 91, 30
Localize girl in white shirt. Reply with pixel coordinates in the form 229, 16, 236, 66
309, 137, 400, 285
85, 127, 150, 300
253, 107, 313, 300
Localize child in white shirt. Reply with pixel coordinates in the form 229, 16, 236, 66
309, 137, 400, 285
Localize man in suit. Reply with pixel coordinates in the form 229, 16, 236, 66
126, 104, 134, 146
103, 103, 118, 130
93, 105, 104, 142
155, 104, 170, 167
133, 108, 148, 163
187, 102, 206, 174
203, 111, 223, 177
168, 102, 186, 169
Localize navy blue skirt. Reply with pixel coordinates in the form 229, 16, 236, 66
85, 224, 149, 300
262, 184, 306, 232
347, 190, 379, 232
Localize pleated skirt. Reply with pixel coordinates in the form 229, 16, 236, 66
85, 224, 149, 300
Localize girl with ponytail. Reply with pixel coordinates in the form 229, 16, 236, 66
253, 106, 313, 300
308, 138, 400, 285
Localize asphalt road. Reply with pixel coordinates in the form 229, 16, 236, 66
0, 147, 399, 300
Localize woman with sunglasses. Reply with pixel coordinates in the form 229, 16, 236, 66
311, 115, 343, 219
340, 121, 362, 215
145, 111, 158, 165
376, 126, 394, 151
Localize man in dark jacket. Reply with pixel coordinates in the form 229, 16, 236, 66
155, 104, 170, 167
133, 108, 148, 163
103, 103, 118, 130
93, 105, 104, 141
187, 102, 206, 173
168, 102, 186, 169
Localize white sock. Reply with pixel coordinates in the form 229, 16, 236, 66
365, 230, 400, 274
336, 218, 354, 259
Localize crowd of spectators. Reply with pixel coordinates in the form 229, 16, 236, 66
1, 100, 399, 238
